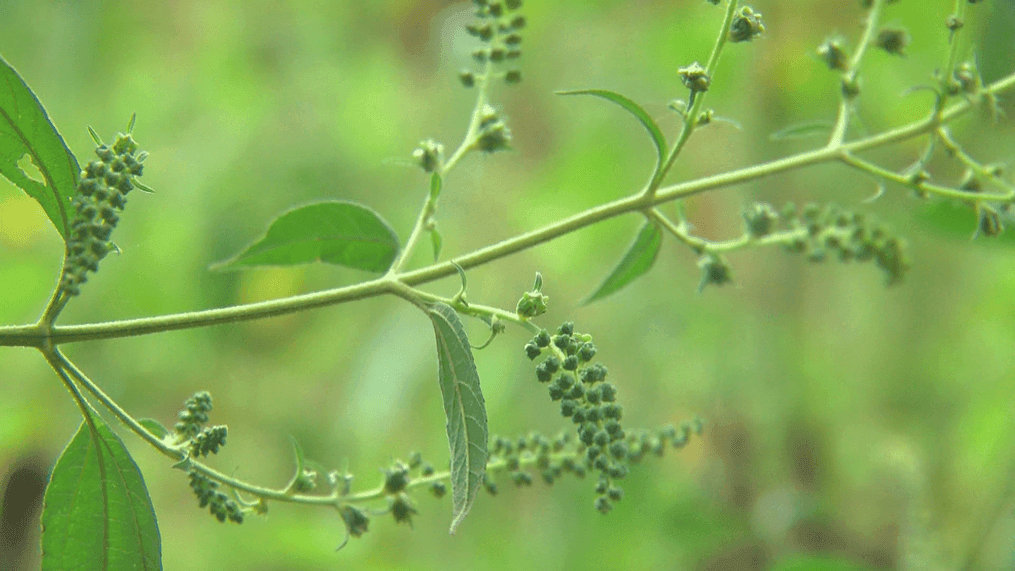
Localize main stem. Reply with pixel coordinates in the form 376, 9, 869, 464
0, 71, 1012, 349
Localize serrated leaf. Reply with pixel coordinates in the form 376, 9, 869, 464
769, 120, 833, 141
213, 200, 400, 272
556, 89, 667, 174
426, 302, 488, 534
137, 419, 169, 440
583, 219, 663, 304
0, 55, 80, 239
42, 409, 161, 571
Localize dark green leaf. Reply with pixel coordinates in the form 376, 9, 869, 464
556, 89, 667, 173
769, 120, 833, 140
42, 409, 161, 571
213, 200, 400, 272
137, 419, 169, 440
583, 219, 663, 304
0, 55, 80, 239
426, 302, 488, 534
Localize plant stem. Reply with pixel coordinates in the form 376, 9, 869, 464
1, 70, 1013, 349
827, 0, 885, 147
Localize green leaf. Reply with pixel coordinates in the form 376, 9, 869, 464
426, 302, 488, 534
430, 228, 443, 261
213, 200, 400, 272
556, 89, 667, 174
769, 120, 833, 141
137, 419, 169, 440
429, 172, 442, 201
42, 409, 161, 571
583, 219, 663, 304
0, 55, 80, 239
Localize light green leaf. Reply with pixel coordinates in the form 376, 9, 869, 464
556, 89, 667, 174
213, 200, 400, 272
583, 219, 663, 304
429, 172, 442, 201
42, 409, 161, 571
0, 55, 80, 239
426, 302, 488, 534
430, 228, 443, 261
137, 419, 169, 440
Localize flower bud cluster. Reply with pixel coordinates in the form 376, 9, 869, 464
524, 322, 635, 513
460, 0, 525, 88
188, 471, 243, 524
58, 126, 147, 297
774, 202, 911, 285
174, 391, 214, 438
729, 6, 765, 43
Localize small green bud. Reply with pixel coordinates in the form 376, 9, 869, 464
875, 27, 909, 56
817, 39, 848, 71
729, 6, 764, 43
430, 482, 447, 498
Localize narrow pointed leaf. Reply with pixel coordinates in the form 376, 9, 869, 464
42, 409, 161, 571
583, 219, 663, 304
556, 89, 667, 172
0, 55, 80, 239
213, 200, 400, 272
426, 302, 488, 534
430, 228, 443, 261
429, 172, 442, 201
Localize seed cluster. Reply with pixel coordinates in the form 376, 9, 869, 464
188, 471, 244, 524
460, 0, 525, 89
771, 202, 911, 286
58, 127, 147, 297
524, 323, 631, 513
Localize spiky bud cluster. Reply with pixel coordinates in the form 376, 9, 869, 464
817, 39, 849, 71
516, 272, 548, 318
412, 138, 444, 173
729, 6, 765, 43
190, 426, 228, 457
58, 122, 147, 297
174, 391, 213, 438
461, 0, 525, 88
188, 471, 243, 524
524, 322, 638, 513
475, 104, 513, 154
875, 27, 909, 57
776, 202, 911, 285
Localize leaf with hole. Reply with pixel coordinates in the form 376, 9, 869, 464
427, 302, 488, 534
213, 200, 401, 272
583, 219, 663, 304
41, 408, 161, 571
0, 55, 80, 239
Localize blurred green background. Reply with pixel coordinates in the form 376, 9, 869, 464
2, 1, 1014, 570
